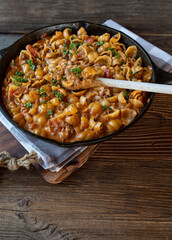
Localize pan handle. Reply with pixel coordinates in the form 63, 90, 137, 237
155, 65, 172, 85
0, 47, 10, 59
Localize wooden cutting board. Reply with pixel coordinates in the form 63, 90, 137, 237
35, 144, 99, 184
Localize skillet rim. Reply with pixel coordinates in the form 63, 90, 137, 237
0, 20, 155, 147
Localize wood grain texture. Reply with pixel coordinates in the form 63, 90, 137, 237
0, 0, 171, 35
0, 0, 172, 239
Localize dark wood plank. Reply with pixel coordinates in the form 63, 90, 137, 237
0, 0, 171, 35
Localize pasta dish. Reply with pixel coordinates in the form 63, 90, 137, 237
2, 27, 152, 143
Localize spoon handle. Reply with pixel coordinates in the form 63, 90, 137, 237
97, 77, 172, 95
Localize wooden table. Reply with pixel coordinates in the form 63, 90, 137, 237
0, 0, 172, 239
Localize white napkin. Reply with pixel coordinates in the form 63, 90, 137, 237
0, 19, 171, 172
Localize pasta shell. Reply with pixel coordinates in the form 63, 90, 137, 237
125, 46, 137, 58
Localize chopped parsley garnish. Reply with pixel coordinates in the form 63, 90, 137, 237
26, 102, 32, 108
71, 36, 75, 40
102, 105, 108, 110
62, 77, 66, 80
122, 90, 129, 99
53, 91, 64, 101
69, 42, 83, 50
13, 75, 27, 83
11, 61, 15, 66
41, 92, 47, 97
15, 83, 19, 86
41, 100, 46, 104
65, 102, 71, 106
108, 107, 112, 110
52, 79, 59, 86
27, 59, 36, 71
108, 47, 115, 55
51, 70, 54, 73
68, 28, 72, 32
87, 43, 92, 46
40, 87, 45, 92
115, 52, 119, 58
64, 43, 68, 48
71, 67, 82, 77
36, 89, 40, 93
43, 61, 46, 64
62, 49, 69, 55
48, 109, 53, 115
15, 71, 24, 76
134, 71, 139, 75
96, 40, 104, 46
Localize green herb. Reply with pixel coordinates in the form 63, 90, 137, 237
71, 67, 82, 77
11, 62, 15, 66
102, 105, 108, 110
41, 80, 47, 85
69, 42, 83, 50
13, 75, 27, 83
36, 89, 40, 93
48, 109, 53, 115
121, 67, 123, 70
27, 59, 36, 71
87, 43, 92, 46
71, 68, 77, 73
52, 79, 59, 86
115, 52, 119, 58
108, 47, 115, 55
134, 71, 139, 75
64, 43, 68, 48
41, 92, 47, 97
54, 91, 64, 101
40, 87, 45, 92
71, 36, 75, 40
68, 28, 72, 32
122, 90, 129, 99
15, 83, 19, 86
129, 71, 132, 74
65, 102, 71, 106
108, 107, 112, 110
51, 70, 54, 73
26, 102, 32, 108
62, 77, 66, 80
96, 41, 104, 46
69, 52, 72, 56
43, 61, 46, 64
70, 42, 76, 49
36, 56, 40, 60
15, 71, 24, 76
41, 100, 46, 104
62, 49, 69, 55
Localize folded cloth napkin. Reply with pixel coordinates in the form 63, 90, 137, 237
0, 19, 171, 172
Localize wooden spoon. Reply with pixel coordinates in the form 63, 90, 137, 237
62, 77, 172, 94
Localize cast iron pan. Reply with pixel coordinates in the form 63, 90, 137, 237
0, 21, 172, 147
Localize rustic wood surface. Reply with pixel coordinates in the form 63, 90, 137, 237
0, 0, 172, 239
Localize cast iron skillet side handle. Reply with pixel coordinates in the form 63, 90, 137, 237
155, 65, 172, 85
0, 47, 10, 59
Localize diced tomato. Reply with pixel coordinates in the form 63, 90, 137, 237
13, 88, 24, 97
104, 68, 110, 78
9, 90, 14, 101
84, 36, 94, 44
26, 44, 38, 58
30, 123, 38, 129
